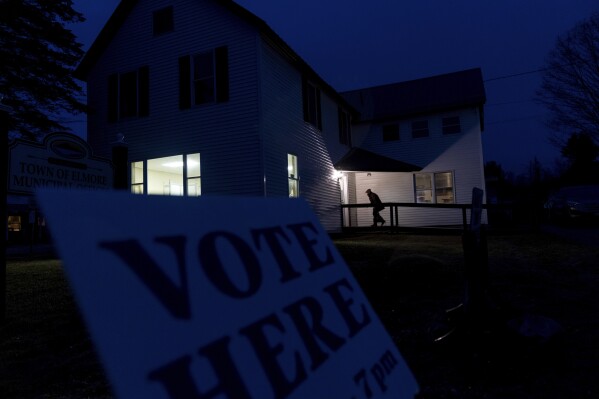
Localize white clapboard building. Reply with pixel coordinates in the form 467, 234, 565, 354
75, 0, 487, 231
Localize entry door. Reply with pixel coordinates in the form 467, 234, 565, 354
339, 174, 350, 226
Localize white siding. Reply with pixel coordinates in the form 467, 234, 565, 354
86, 0, 263, 196
259, 40, 342, 231
350, 107, 487, 227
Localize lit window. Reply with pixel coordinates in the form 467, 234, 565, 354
442, 116, 461, 134
130, 154, 200, 197
434, 172, 455, 203
186, 153, 201, 197
414, 174, 433, 203
288, 154, 299, 197
7, 215, 21, 232
131, 161, 144, 194
411, 120, 429, 138
414, 172, 454, 204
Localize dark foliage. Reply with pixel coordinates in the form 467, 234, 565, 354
0, 0, 86, 140
537, 13, 599, 147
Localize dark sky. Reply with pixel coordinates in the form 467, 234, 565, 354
69, 0, 598, 175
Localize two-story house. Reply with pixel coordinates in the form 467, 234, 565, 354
75, 0, 487, 231
74, 0, 356, 231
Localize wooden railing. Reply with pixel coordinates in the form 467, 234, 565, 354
339, 202, 498, 231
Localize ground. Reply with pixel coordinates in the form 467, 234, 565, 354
2, 227, 598, 398
336, 229, 599, 398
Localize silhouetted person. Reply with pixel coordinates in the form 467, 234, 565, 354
366, 189, 385, 227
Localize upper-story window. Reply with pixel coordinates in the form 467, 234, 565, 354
179, 46, 229, 109
382, 124, 400, 142
153, 6, 174, 35
411, 120, 429, 138
442, 116, 461, 134
108, 66, 149, 122
303, 78, 322, 130
338, 108, 352, 146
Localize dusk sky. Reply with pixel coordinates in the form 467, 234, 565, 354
69, 0, 598, 175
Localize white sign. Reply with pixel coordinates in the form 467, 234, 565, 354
8, 133, 113, 195
36, 190, 419, 399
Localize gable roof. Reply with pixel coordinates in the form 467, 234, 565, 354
334, 147, 422, 172
341, 68, 486, 126
73, 0, 358, 116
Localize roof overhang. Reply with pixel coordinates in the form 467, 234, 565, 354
334, 148, 422, 172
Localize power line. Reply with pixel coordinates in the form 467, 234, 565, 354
484, 68, 547, 82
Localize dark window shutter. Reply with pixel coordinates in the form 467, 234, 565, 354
108, 73, 118, 122
138, 66, 150, 117
178, 55, 191, 109
215, 46, 229, 102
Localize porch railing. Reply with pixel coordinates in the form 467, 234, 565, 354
340, 202, 496, 232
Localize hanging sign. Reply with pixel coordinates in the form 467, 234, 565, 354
36, 190, 419, 399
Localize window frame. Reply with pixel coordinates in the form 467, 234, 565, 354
108, 66, 149, 122
179, 47, 229, 109
288, 153, 299, 197
411, 120, 429, 138
130, 153, 201, 197
303, 78, 322, 130
413, 171, 455, 204
442, 116, 461, 135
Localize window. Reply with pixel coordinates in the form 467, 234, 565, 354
382, 124, 399, 141
414, 172, 455, 203
153, 6, 174, 35
442, 116, 461, 134
288, 154, 299, 197
193, 52, 215, 104
131, 154, 200, 197
186, 153, 201, 197
434, 172, 455, 203
7, 215, 21, 232
411, 120, 429, 138
414, 174, 433, 203
108, 66, 150, 122
338, 108, 352, 146
131, 161, 144, 194
303, 78, 322, 129
179, 47, 229, 109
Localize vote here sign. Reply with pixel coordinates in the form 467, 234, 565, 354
36, 190, 419, 399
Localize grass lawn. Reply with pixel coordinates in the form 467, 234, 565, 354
2, 229, 598, 398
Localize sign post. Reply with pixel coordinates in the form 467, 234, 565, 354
36, 190, 419, 399
1, 102, 11, 323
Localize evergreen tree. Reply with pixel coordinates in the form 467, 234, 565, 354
0, 0, 86, 140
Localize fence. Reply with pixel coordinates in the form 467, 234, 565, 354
340, 202, 522, 232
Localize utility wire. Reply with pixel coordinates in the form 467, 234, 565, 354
484, 68, 547, 82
